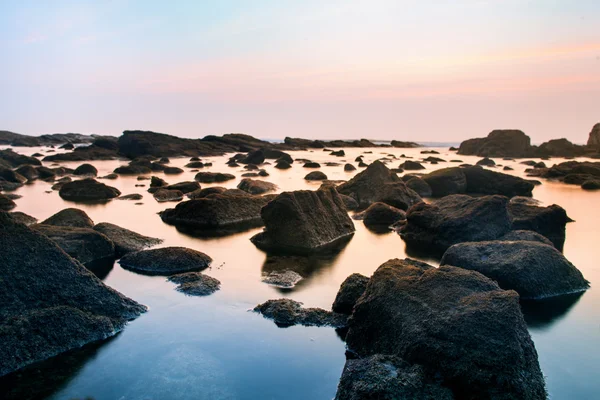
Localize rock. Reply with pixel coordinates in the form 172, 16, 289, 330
458, 129, 532, 157
343, 163, 356, 172
258, 169, 269, 177
118, 193, 143, 200
250, 186, 355, 254
93, 222, 162, 257
335, 354, 453, 400
587, 123, 600, 148
164, 181, 200, 194
356, 202, 406, 230
240, 150, 265, 165
400, 195, 512, 254
237, 178, 277, 195
331, 150, 345, 156
185, 161, 205, 168
73, 163, 98, 176
538, 138, 585, 157
332, 273, 369, 314
119, 247, 212, 275
275, 160, 292, 169
398, 160, 425, 170
345, 258, 545, 399
8, 211, 37, 225
100, 173, 118, 180
304, 171, 328, 181
150, 176, 168, 187
194, 172, 235, 183
582, 180, 600, 190
476, 157, 495, 166
509, 201, 569, 250
253, 299, 348, 328
338, 194, 359, 211
421, 167, 467, 197
186, 187, 227, 199
160, 192, 274, 235
15, 165, 39, 181
59, 178, 121, 202
35, 166, 56, 181
0, 167, 26, 184
0, 149, 42, 167
59, 143, 75, 150
462, 166, 534, 197
405, 177, 432, 197
163, 166, 184, 175
499, 230, 554, 246
158, 157, 170, 163
261, 270, 304, 288
441, 241, 589, 299
337, 161, 422, 210
41, 208, 94, 228
168, 272, 221, 296
153, 189, 183, 202
31, 224, 115, 266
0, 194, 17, 211
114, 164, 151, 175
0, 212, 145, 377
303, 162, 321, 168
504, 166, 514, 171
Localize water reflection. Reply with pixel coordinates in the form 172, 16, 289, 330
521, 292, 585, 331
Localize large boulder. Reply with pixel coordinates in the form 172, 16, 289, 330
0, 212, 145, 377
345, 258, 545, 399
587, 123, 600, 148
59, 179, 121, 202
538, 138, 586, 157
93, 222, 162, 257
509, 200, 569, 250
422, 167, 467, 196
119, 247, 212, 275
250, 186, 355, 254
304, 171, 328, 181
41, 208, 94, 228
31, 224, 116, 267
15, 165, 39, 181
441, 241, 589, 299
458, 129, 532, 157
400, 195, 512, 254
0, 167, 26, 184
332, 273, 369, 314
237, 178, 277, 195
337, 161, 421, 210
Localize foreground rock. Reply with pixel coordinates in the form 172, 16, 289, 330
332, 273, 369, 314
345, 258, 545, 399
337, 161, 421, 210
59, 179, 121, 202
400, 195, 512, 254
254, 299, 348, 328
0, 212, 145, 377
93, 222, 162, 257
120, 247, 212, 275
168, 272, 221, 296
237, 178, 277, 195
441, 241, 589, 299
250, 187, 355, 254
41, 208, 94, 228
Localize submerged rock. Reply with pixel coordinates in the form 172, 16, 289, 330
59, 179, 121, 202
250, 186, 355, 254
93, 222, 162, 257
41, 208, 94, 228
345, 258, 545, 399
118, 193, 143, 201
168, 272, 221, 296
237, 178, 277, 195
337, 161, 421, 210
441, 241, 589, 299
120, 247, 212, 275
0, 212, 145, 377
253, 299, 348, 328
332, 273, 369, 314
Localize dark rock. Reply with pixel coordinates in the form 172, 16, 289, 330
35, 166, 56, 181
275, 160, 292, 169
263, 149, 293, 163
100, 173, 118, 180
504, 166, 514, 171
240, 150, 265, 165
458, 129, 532, 157
73, 163, 98, 176
462, 166, 534, 197
0, 212, 145, 377
59, 179, 121, 202
118, 193, 143, 201
153, 189, 184, 202
0, 167, 26, 184
186, 187, 226, 199
441, 241, 589, 299
390, 140, 420, 148
119, 247, 212, 275
168, 272, 221, 296
337, 161, 421, 210
253, 299, 348, 328
332, 273, 369, 314
250, 186, 355, 254
194, 172, 235, 183
400, 195, 512, 254
500, 230, 553, 246
237, 178, 277, 195
339, 194, 359, 211
0, 194, 17, 211
398, 160, 425, 170
41, 208, 94, 228
345, 258, 545, 399
344, 163, 356, 172
164, 181, 200, 194
538, 138, 585, 157
15, 165, 39, 181
93, 222, 162, 257
303, 162, 321, 168
405, 177, 432, 197
258, 169, 269, 177
114, 164, 151, 175
582, 180, 600, 190
356, 202, 406, 230
150, 176, 168, 187
304, 171, 328, 181
331, 150, 345, 157
185, 161, 205, 168
158, 157, 170, 164
509, 201, 569, 250
421, 167, 467, 196
8, 211, 37, 226
587, 122, 600, 148
0, 149, 42, 167
476, 157, 495, 166
59, 143, 75, 150
163, 166, 184, 175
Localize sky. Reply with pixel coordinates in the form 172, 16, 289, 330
1, 0, 599, 143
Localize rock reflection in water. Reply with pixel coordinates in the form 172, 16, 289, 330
521, 291, 585, 330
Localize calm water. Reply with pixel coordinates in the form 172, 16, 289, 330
2, 146, 599, 400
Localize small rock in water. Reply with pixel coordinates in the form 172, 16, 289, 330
253, 298, 348, 328
262, 270, 304, 288
168, 272, 221, 296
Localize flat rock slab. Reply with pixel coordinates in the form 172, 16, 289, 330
119, 246, 212, 276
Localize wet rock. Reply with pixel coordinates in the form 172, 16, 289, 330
164, 181, 200, 194
31, 224, 116, 266
258, 169, 269, 177
168, 272, 221, 296
0, 212, 145, 377
332, 273, 369, 314
476, 157, 495, 166
237, 178, 277, 195
73, 163, 98, 176
194, 172, 235, 183
400, 195, 512, 255
163, 166, 184, 175
335, 355, 453, 400
337, 161, 422, 210
405, 176, 432, 197
8, 211, 37, 225
15, 165, 39, 181
59, 178, 121, 202
509, 201, 569, 250
304, 171, 328, 181
0, 167, 26, 184
582, 180, 600, 190
150, 176, 168, 187
41, 208, 94, 228
303, 162, 321, 168
499, 230, 554, 246
345, 258, 545, 399
538, 138, 585, 157
275, 160, 292, 169
253, 299, 348, 328
344, 163, 356, 172
120, 247, 212, 275
118, 193, 143, 201
93, 222, 162, 257
261, 270, 304, 288
398, 160, 425, 170
100, 173, 118, 180
153, 189, 184, 202
441, 241, 589, 299
0, 194, 17, 211
504, 166, 514, 171
339, 194, 359, 211
250, 186, 355, 254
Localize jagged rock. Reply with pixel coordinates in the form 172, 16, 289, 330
441, 241, 589, 299
73, 163, 98, 176
237, 178, 277, 195
194, 172, 235, 183
93, 222, 162, 257
250, 186, 355, 254
253, 299, 348, 328
332, 273, 369, 314
41, 208, 94, 228
345, 258, 545, 399
59, 179, 121, 202
168, 272, 221, 296
120, 247, 212, 275
304, 171, 328, 181
0, 212, 145, 377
